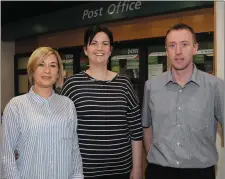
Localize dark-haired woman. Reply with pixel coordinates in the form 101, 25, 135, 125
61, 26, 143, 179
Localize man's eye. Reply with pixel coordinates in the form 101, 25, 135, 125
169, 44, 176, 48
181, 43, 188, 47
51, 65, 56, 68
39, 64, 44, 67
90, 42, 96, 45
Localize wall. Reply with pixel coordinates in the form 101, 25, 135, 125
215, 2, 225, 179
1, 41, 15, 112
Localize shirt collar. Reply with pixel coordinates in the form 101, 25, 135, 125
165, 64, 200, 86
29, 86, 56, 105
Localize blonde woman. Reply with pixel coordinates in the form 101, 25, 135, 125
2, 47, 83, 179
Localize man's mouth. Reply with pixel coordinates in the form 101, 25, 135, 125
175, 58, 184, 61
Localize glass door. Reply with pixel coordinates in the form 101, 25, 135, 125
148, 51, 167, 79
80, 50, 89, 72
58, 47, 81, 81
58, 47, 81, 93
148, 39, 167, 80
193, 32, 214, 74
14, 53, 31, 96
111, 47, 140, 99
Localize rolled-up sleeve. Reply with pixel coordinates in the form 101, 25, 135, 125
142, 81, 152, 128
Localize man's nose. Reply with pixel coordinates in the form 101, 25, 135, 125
175, 44, 182, 54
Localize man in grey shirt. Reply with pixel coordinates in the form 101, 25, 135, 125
142, 23, 224, 179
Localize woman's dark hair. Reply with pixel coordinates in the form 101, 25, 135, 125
84, 25, 114, 47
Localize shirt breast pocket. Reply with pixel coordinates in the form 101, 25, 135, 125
185, 97, 213, 131
150, 92, 172, 114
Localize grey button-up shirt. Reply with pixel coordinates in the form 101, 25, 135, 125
142, 65, 224, 168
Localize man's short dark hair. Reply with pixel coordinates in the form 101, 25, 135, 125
165, 23, 197, 45
84, 25, 114, 47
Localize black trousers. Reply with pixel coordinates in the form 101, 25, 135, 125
84, 172, 130, 179
145, 163, 215, 179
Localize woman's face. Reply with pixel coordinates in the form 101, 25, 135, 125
84, 32, 112, 65
33, 54, 59, 90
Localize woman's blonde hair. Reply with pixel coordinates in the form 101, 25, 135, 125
27, 47, 64, 88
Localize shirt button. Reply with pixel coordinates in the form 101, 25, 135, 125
177, 142, 180, 146
178, 107, 181, 110
177, 124, 181, 127
179, 89, 182, 93
176, 161, 180, 165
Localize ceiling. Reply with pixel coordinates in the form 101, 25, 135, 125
1, 1, 93, 26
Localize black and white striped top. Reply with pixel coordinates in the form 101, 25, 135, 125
61, 71, 143, 178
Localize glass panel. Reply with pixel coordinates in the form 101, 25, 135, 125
18, 75, 29, 94
148, 52, 167, 79
194, 48, 214, 74
18, 57, 29, 69
60, 53, 74, 79
111, 48, 139, 98
80, 51, 89, 71
195, 33, 214, 74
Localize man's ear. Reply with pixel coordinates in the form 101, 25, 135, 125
193, 43, 199, 55
165, 46, 168, 57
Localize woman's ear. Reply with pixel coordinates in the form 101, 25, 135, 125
83, 46, 88, 56
109, 46, 113, 56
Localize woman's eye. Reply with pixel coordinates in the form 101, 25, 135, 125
39, 63, 44, 67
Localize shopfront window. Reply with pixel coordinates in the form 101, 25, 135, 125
15, 54, 31, 96
148, 52, 167, 79
111, 48, 140, 98
80, 51, 89, 72
18, 57, 29, 69
194, 49, 214, 74
60, 53, 74, 81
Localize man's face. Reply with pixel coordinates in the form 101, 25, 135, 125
166, 29, 198, 71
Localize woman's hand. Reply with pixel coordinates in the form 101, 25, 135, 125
130, 167, 143, 179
